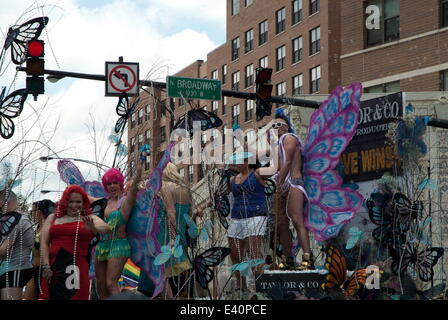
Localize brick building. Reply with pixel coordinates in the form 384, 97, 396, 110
127, 0, 448, 183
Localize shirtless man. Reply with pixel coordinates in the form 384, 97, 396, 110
273, 113, 313, 270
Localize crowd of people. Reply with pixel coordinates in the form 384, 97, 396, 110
0, 111, 312, 300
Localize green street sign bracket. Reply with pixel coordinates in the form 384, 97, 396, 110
167, 76, 221, 101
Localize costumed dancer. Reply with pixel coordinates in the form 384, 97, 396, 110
227, 152, 271, 291
23, 200, 55, 300
39, 185, 110, 300
138, 162, 192, 298
0, 190, 34, 300
273, 109, 313, 270
93, 154, 145, 299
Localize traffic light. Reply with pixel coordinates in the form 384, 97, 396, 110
26, 40, 45, 100
255, 67, 273, 121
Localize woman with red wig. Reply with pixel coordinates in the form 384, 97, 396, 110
39, 185, 110, 300
92, 158, 144, 299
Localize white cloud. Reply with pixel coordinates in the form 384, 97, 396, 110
0, 0, 225, 203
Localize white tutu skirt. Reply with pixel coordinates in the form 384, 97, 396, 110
227, 216, 268, 240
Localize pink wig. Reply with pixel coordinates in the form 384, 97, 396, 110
102, 168, 124, 193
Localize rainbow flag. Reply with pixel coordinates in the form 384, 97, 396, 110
119, 259, 141, 288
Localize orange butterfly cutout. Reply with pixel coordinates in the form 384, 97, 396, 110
322, 245, 367, 296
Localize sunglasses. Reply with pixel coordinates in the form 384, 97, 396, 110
272, 122, 287, 128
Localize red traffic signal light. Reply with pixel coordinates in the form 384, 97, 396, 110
255, 67, 273, 100
27, 40, 44, 57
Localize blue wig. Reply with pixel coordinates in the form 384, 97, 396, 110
274, 108, 295, 134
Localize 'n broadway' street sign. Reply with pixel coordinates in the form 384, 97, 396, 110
167, 76, 221, 101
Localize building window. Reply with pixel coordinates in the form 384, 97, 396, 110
310, 0, 319, 15
259, 20, 268, 45
145, 104, 150, 121
201, 133, 207, 146
366, 0, 400, 47
310, 26, 320, 55
276, 7, 286, 34
160, 126, 166, 143
130, 136, 136, 153
138, 134, 143, 149
188, 139, 193, 156
211, 69, 218, 80
232, 104, 240, 125
276, 45, 286, 71
259, 56, 268, 68
443, 0, 448, 27
292, 74, 303, 96
245, 0, 253, 6
222, 126, 227, 145
292, 0, 302, 24
188, 165, 194, 183
245, 29, 254, 53
161, 100, 167, 117
212, 101, 219, 114
210, 129, 217, 142
442, 70, 448, 90
131, 113, 136, 128
222, 96, 227, 115
232, 37, 240, 61
222, 65, 227, 84
292, 36, 303, 63
245, 100, 254, 121
310, 65, 321, 93
179, 168, 185, 179
232, 0, 239, 15
145, 129, 151, 143
245, 64, 254, 88
137, 109, 143, 125
144, 158, 150, 171
232, 71, 240, 91
276, 82, 286, 96
364, 81, 400, 93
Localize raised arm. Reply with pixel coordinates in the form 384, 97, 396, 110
120, 153, 145, 221
82, 215, 111, 235
160, 184, 177, 236
276, 135, 298, 187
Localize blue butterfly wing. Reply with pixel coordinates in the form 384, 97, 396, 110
57, 160, 86, 187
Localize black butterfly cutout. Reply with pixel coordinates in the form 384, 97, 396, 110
88, 198, 107, 248
4, 17, 49, 65
193, 247, 231, 289
256, 99, 272, 121
264, 177, 276, 196
0, 88, 28, 139
173, 109, 223, 137
390, 242, 444, 282
213, 168, 237, 227
114, 93, 140, 134
0, 211, 22, 241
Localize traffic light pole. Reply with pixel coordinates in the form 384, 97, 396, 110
16, 66, 448, 129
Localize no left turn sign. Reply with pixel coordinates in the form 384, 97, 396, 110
105, 61, 139, 96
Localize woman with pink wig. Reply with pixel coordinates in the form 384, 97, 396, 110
92, 159, 144, 299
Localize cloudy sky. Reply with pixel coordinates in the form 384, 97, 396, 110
0, 0, 226, 203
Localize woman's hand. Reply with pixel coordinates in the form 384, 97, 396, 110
82, 215, 96, 232
42, 266, 53, 282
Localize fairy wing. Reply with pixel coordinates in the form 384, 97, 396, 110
57, 160, 86, 187
126, 141, 175, 298
302, 83, 364, 241
0, 212, 22, 240
5, 17, 49, 65
0, 89, 28, 139
84, 181, 107, 198
193, 247, 231, 289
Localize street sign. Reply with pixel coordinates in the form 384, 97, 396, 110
105, 61, 139, 96
167, 76, 221, 101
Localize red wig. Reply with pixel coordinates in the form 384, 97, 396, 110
56, 185, 92, 218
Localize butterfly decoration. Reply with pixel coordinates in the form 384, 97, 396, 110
0, 88, 28, 139
417, 178, 438, 191
173, 108, 223, 137
108, 130, 128, 157
2, 17, 49, 65
264, 177, 276, 196
390, 242, 444, 282
230, 258, 264, 277
126, 141, 175, 298
0, 211, 22, 241
345, 226, 364, 250
212, 167, 237, 229
395, 116, 430, 159
184, 214, 213, 242
114, 93, 140, 134
322, 245, 368, 296
193, 247, 231, 289
301, 83, 364, 241
154, 235, 184, 266
0, 159, 23, 190
57, 160, 107, 198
